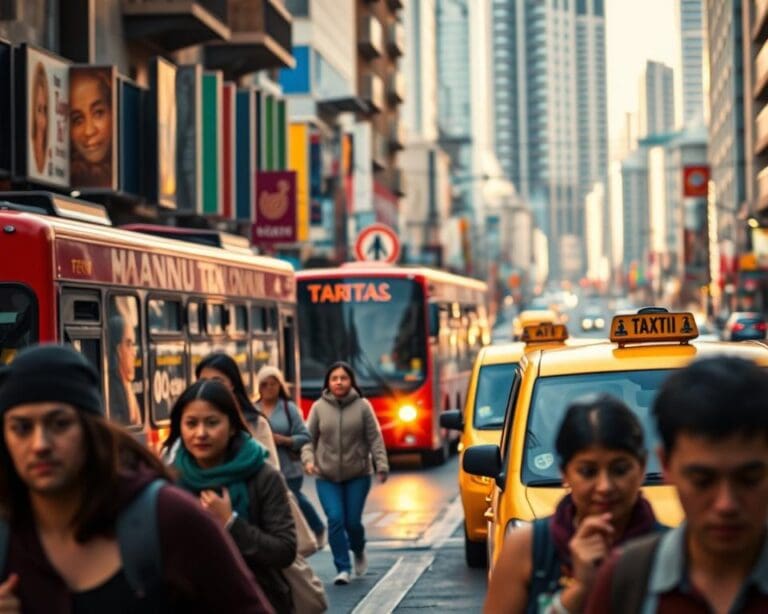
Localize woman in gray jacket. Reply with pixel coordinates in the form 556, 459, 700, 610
302, 361, 389, 585
255, 365, 326, 545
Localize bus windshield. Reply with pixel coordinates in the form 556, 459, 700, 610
0, 285, 37, 364
298, 277, 427, 394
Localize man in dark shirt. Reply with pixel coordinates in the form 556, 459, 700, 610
0, 344, 273, 612
586, 356, 768, 613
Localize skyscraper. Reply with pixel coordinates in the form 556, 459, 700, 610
490, 0, 608, 279
677, 0, 706, 126
638, 61, 676, 139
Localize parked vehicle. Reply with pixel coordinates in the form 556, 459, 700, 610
721, 312, 768, 341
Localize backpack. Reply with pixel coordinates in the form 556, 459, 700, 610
527, 517, 562, 614
0, 478, 165, 599
609, 532, 663, 614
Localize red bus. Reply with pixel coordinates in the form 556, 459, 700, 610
297, 264, 489, 465
0, 193, 299, 450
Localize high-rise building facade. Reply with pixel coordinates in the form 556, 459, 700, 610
677, 0, 706, 126
638, 61, 676, 139
490, 0, 607, 279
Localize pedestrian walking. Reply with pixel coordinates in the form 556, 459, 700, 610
195, 352, 280, 468
586, 357, 768, 613
163, 378, 297, 613
485, 394, 664, 614
255, 365, 327, 547
302, 361, 389, 585
0, 344, 273, 612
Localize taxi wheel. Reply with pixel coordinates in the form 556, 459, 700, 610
464, 526, 488, 568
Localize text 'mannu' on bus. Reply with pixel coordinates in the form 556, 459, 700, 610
0, 192, 300, 451
297, 263, 491, 466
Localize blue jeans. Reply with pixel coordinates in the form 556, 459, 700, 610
286, 475, 325, 534
316, 476, 372, 573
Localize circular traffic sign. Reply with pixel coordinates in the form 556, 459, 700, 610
354, 223, 401, 263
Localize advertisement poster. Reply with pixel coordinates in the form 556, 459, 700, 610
118, 77, 143, 195
253, 170, 297, 244
0, 39, 11, 177
221, 82, 236, 220
23, 45, 70, 187
176, 65, 202, 213
202, 71, 222, 216
149, 57, 177, 208
236, 88, 256, 221
683, 199, 709, 282
69, 66, 117, 190
682, 165, 709, 198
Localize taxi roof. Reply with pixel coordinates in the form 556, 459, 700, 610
535, 339, 768, 377
477, 342, 527, 365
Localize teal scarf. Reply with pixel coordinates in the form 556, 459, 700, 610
174, 432, 268, 518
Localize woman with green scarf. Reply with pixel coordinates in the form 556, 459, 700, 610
162, 379, 297, 612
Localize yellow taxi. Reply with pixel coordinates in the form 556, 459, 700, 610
463, 307, 768, 575
441, 322, 581, 568
511, 309, 560, 341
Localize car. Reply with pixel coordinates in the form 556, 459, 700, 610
440, 323, 592, 568
463, 307, 768, 575
580, 307, 606, 332
721, 311, 768, 341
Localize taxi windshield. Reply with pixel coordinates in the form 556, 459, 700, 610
473, 363, 518, 429
521, 369, 673, 485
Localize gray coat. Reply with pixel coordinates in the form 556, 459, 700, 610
256, 399, 310, 479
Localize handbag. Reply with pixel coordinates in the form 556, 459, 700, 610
283, 400, 303, 462
288, 490, 318, 557
283, 554, 328, 614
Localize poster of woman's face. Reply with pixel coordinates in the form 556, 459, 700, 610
25, 46, 69, 186
69, 66, 116, 189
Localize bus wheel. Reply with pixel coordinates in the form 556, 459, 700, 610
465, 525, 488, 569
421, 439, 449, 466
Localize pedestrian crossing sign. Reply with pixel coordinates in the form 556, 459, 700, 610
354, 223, 401, 263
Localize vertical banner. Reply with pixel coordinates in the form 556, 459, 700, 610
148, 57, 177, 208
254, 89, 263, 171
341, 132, 354, 213
0, 39, 12, 177
276, 99, 287, 169
221, 82, 237, 220
252, 170, 297, 244
235, 88, 256, 221
288, 122, 309, 242
202, 71, 222, 216
18, 44, 70, 187
118, 77, 143, 195
176, 65, 202, 213
352, 122, 373, 214
263, 93, 275, 170
69, 66, 117, 190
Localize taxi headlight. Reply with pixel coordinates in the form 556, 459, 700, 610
582, 317, 593, 330
398, 404, 418, 423
505, 518, 531, 538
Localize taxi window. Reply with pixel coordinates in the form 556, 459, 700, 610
474, 363, 518, 429
521, 369, 673, 485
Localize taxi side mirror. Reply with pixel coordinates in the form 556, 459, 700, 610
463, 444, 501, 480
440, 409, 463, 431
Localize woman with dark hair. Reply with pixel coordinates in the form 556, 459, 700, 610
302, 361, 389, 585
195, 352, 279, 468
484, 394, 664, 614
69, 67, 113, 188
162, 379, 297, 613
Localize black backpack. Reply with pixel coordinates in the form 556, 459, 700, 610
0, 479, 165, 598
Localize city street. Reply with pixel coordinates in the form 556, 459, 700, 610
302, 455, 488, 613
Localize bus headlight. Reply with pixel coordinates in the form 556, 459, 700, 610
398, 404, 418, 423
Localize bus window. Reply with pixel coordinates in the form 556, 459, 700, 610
251, 305, 266, 332
228, 304, 250, 389
231, 305, 248, 335
149, 299, 182, 334
187, 301, 202, 336
0, 284, 37, 364
70, 337, 103, 388
207, 303, 226, 335
281, 314, 297, 393
107, 295, 144, 427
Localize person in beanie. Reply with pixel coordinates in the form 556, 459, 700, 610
0, 343, 273, 613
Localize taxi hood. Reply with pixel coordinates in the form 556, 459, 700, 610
524, 486, 564, 519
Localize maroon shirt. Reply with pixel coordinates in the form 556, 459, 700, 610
6, 474, 274, 613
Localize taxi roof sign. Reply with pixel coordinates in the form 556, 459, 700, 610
610, 310, 699, 346
521, 322, 569, 343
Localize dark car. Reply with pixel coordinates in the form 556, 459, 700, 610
722, 312, 768, 341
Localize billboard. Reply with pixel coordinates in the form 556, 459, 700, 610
118, 77, 144, 196
148, 57, 177, 208
69, 66, 117, 190
176, 65, 202, 213
0, 39, 11, 177
17, 44, 70, 187
202, 71, 222, 216
253, 170, 297, 244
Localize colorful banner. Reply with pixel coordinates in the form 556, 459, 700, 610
21, 45, 70, 187
0, 39, 11, 177
202, 71, 222, 216
118, 78, 143, 195
682, 165, 709, 198
69, 66, 117, 190
235, 88, 256, 221
176, 65, 202, 213
288, 122, 309, 242
149, 57, 177, 208
253, 170, 297, 244
221, 82, 236, 220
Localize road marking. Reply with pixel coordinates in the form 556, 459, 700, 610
415, 495, 463, 549
351, 554, 434, 614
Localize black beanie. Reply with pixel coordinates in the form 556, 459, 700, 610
0, 344, 104, 416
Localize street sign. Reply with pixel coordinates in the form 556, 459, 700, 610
354, 223, 401, 263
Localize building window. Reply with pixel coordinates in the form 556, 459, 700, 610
284, 0, 309, 17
